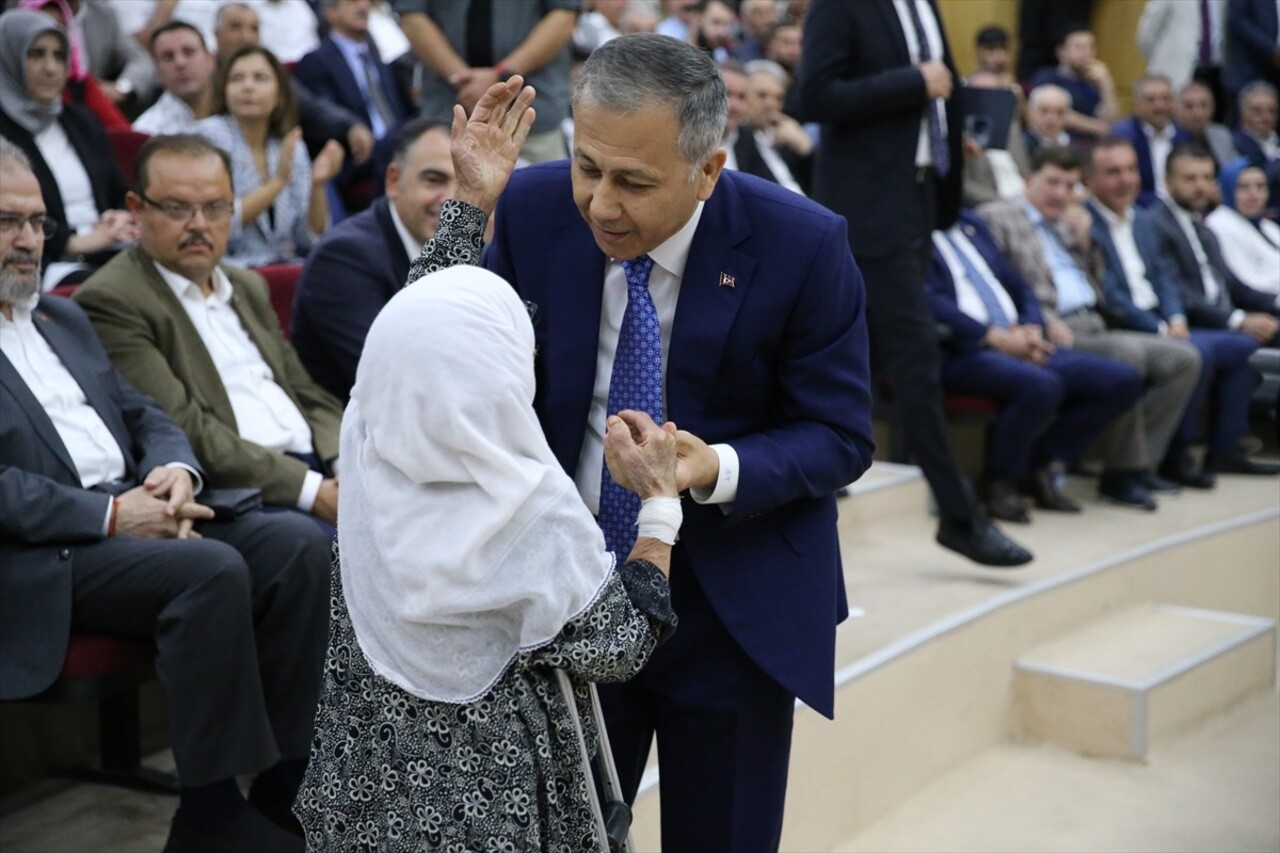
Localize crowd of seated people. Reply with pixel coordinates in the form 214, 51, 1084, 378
3, 1, 1279, 848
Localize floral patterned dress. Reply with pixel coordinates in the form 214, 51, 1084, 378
294, 547, 676, 853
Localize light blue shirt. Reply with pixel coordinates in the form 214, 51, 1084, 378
1021, 198, 1096, 316
330, 33, 388, 139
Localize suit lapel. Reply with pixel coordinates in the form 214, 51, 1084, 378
375, 200, 411, 291
877, 0, 912, 65
326, 39, 370, 124
0, 347, 82, 482
668, 175, 755, 429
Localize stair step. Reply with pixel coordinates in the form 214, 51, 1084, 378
1014, 604, 1275, 760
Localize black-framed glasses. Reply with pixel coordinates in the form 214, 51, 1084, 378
0, 212, 57, 238
138, 192, 234, 224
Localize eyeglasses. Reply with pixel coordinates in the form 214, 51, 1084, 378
0, 212, 57, 238
138, 192, 234, 224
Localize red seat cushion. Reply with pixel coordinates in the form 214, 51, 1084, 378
60, 634, 156, 680
252, 263, 304, 339
944, 394, 1002, 416
105, 129, 150, 187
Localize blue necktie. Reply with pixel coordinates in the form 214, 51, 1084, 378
904, 0, 951, 177
599, 256, 663, 557
945, 233, 1012, 328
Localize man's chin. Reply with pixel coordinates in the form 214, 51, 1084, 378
0, 273, 40, 306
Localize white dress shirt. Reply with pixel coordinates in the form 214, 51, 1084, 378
576, 203, 740, 514
132, 91, 198, 135
932, 227, 1018, 326
153, 261, 322, 509
721, 131, 740, 172
891, 0, 948, 169
1143, 122, 1178, 195
753, 129, 806, 196
388, 203, 422, 263
250, 0, 320, 63
1165, 198, 1244, 328
110, 0, 219, 50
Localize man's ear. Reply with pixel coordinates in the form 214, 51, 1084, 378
697, 147, 727, 201
384, 162, 401, 199
125, 191, 144, 216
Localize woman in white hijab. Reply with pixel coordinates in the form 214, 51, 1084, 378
294, 262, 681, 851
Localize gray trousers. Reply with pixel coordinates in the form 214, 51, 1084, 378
1065, 310, 1201, 470
69, 510, 330, 787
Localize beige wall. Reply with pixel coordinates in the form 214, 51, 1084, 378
939, 0, 1147, 114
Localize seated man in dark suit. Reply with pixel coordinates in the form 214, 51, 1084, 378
296, 0, 414, 200
0, 138, 328, 852
740, 59, 811, 194
1111, 74, 1190, 208
1086, 136, 1275, 477
292, 118, 455, 401
73, 135, 346, 531
925, 210, 1143, 522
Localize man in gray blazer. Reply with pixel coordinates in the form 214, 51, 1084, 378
978, 145, 1201, 508
0, 139, 326, 853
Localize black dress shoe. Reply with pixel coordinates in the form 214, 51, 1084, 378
979, 477, 1030, 523
1020, 467, 1081, 513
163, 806, 304, 853
1158, 452, 1216, 489
1140, 471, 1183, 494
1204, 452, 1280, 476
936, 518, 1034, 567
1098, 471, 1157, 511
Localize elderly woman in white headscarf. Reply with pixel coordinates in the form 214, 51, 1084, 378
293, 263, 681, 852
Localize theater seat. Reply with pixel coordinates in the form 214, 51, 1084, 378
106, 129, 150, 187
24, 634, 178, 794
253, 263, 304, 339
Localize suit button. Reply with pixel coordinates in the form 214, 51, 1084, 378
58, 548, 71, 560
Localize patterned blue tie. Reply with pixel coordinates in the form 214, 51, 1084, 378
945, 232, 1012, 328
599, 255, 662, 557
904, 0, 951, 177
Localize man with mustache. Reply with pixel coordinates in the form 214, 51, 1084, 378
73, 134, 345, 532
0, 136, 328, 852
291, 117, 456, 401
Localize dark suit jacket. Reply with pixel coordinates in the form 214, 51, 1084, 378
295, 37, 411, 138
1150, 198, 1278, 327
799, 0, 963, 259
482, 163, 874, 717
292, 198, 411, 401
1112, 116, 1191, 209
1225, 0, 1280, 94
924, 210, 1045, 354
731, 125, 812, 194
0, 297, 201, 699
1087, 199, 1186, 333
0, 104, 127, 268
73, 249, 343, 507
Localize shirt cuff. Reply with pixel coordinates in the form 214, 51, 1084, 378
1157, 320, 1169, 336
165, 462, 203, 496
689, 443, 739, 506
1228, 309, 1245, 330
100, 494, 115, 537
296, 469, 323, 512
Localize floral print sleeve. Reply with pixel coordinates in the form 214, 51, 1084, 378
405, 199, 488, 284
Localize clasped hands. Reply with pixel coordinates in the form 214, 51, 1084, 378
114, 466, 213, 540
984, 324, 1055, 365
604, 411, 720, 499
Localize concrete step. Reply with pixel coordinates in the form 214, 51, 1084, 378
1014, 604, 1276, 760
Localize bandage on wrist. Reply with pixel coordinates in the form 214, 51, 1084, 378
636, 496, 682, 545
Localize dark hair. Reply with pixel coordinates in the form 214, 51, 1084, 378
976, 25, 1008, 49
1165, 141, 1216, 177
1085, 135, 1136, 175
211, 45, 298, 137
1030, 144, 1082, 174
149, 19, 206, 53
392, 117, 452, 164
133, 134, 234, 197
1054, 23, 1091, 49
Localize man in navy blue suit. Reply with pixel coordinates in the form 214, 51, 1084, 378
924, 210, 1142, 522
1086, 137, 1274, 477
408, 35, 874, 852
1111, 74, 1191, 208
292, 118, 455, 401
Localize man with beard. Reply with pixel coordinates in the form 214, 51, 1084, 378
292, 117, 457, 401
0, 136, 329, 853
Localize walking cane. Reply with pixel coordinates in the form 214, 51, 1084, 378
553, 668, 635, 853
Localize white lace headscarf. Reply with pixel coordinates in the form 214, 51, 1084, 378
338, 265, 615, 703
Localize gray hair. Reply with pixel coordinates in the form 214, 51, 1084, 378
744, 58, 789, 86
1028, 83, 1072, 110
0, 136, 33, 174
1131, 72, 1172, 100
1240, 80, 1279, 110
573, 34, 727, 178
214, 2, 256, 29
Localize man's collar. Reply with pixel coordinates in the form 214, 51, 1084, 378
640, 201, 705, 279
331, 31, 369, 54
388, 201, 423, 262
1094, 200, 1132, 227
1141, 121, 1175, 141
152, 259, 232, 305
1019, 196, 1049, 227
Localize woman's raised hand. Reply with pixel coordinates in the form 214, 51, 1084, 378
311, 139, 346, 186
451, 75, 537, 216
275, 127, 302, 187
